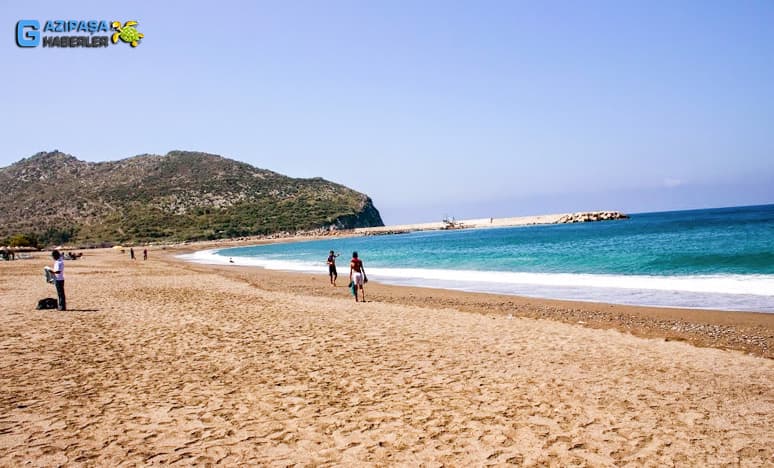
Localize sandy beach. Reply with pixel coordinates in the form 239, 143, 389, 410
1, 248, 773, 465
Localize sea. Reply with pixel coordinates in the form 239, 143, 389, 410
180, 204, 774, 312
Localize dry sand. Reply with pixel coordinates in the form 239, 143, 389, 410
1, 248, 773, 466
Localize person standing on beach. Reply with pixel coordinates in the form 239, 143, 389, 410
143, 248, 148, 261
327, 250, 339, 286
130, 247, 135, 260
51, 250, 66, 311
349, 251, 367, 302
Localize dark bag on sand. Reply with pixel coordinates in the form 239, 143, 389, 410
36, 298, 58, 310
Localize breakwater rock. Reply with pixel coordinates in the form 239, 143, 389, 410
556, 211, 629, 224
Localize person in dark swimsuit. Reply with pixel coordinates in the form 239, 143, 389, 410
327, 250, 339, 286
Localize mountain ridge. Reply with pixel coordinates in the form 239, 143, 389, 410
0, 150, 384, 246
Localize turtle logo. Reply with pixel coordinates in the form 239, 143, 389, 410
111, 20, 143, 47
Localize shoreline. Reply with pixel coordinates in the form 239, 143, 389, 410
178, 244, 774, 314
166, 244, 774, 359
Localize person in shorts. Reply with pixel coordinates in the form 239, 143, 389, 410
349, 251, 367, 302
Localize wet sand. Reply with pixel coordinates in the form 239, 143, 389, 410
1, 248, 772, 465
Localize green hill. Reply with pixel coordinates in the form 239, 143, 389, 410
0, 150, 383, 246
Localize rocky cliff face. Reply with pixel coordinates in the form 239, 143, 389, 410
0, 150, 384, 245
331, 197, 384, 229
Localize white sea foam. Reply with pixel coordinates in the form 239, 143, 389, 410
178, 250, 774, 312
178, 249, 318, 271
367, 268, 774, 296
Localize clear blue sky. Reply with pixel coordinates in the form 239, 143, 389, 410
2, 1, 773, 224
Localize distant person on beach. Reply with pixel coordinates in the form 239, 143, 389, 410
327, 250, 339, 286
1, 248, 14, 261
349, 251, 367, 302
130, 247, 135, 260
143, 248, 148, 261
51, 250, 66, 311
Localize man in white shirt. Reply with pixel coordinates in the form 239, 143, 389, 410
51, 250, 66, 311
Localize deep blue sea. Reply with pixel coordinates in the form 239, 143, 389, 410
181, 205, 774, 312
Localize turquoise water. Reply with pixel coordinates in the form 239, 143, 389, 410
183, 205, 774, 312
